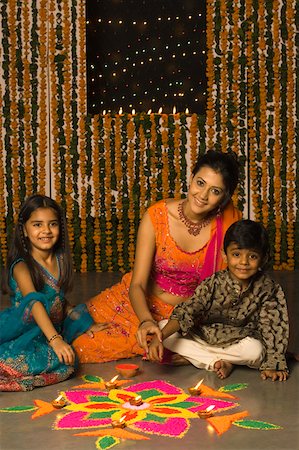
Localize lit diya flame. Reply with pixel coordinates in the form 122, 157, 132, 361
52, 394, 67, 409
197, 404, 215, 419
188, 378, 204, 395
105, 375, 119, 390
129, 395, 143, 406
111, 415, 126, 428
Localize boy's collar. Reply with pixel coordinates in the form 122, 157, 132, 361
225, 268, 263, 291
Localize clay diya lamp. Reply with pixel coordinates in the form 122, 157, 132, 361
188, 378, 204, 395
52, 394, 67, 409
129, 395, 143, 406
197, 405, 215, 419
105, 375, 119, 390
115, 363, 139, 377
111, 415, 126, 428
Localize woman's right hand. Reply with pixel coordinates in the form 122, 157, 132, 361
136, 320, 162, 354
50, 337, 75, 365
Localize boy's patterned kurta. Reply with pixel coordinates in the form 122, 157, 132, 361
170, 269, 289, 372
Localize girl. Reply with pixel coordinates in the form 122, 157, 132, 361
0, 194, 102, 391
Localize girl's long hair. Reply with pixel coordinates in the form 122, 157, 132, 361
2, 194, 73, 294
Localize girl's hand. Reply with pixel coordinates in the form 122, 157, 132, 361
136, 320, 162, 354
85, 322, 110, 338
50, 337, 75, 365
260, 370, 289, 382
148, 336, 164, 362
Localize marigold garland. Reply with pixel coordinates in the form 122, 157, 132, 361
206, 0, 216, 149
161, 114, 170, 198
173, 112, 182, 198
62, 0, 74, 250
0, 83, 7, 265
22, 1, 33, 196
78, 0, 88, 272
103, 115, 113, 271
272, 0, 282, 269
91, 114, 101, 271
257, 1, 269, 227
284, 0, 296, 269
114, 114, 124, 271
8, 0, 20, 221
231, 1, 240, 156
138, 121, 147, 217
127, 115, 136, 268
246, 0, 259, 220
37, 0, 48, 195
149, 113, 158, 204
219, 0, 228, 152
190, 114, 198, 170
49, 0, 61, 203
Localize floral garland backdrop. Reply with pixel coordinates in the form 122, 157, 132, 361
0, 0, 298, 272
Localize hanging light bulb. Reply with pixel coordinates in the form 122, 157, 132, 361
158, 107, 163, 114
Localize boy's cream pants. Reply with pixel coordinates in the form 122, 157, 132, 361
159, 319, 265, 371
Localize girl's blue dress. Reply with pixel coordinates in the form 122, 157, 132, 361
0, 256, 93, 391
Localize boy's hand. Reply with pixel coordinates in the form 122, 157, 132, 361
148, 336, 164, 362
260, 369, 288, 382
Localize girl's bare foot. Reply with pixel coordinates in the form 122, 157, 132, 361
214, 360, 233, 379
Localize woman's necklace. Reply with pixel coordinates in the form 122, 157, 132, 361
178, 201, 212, 236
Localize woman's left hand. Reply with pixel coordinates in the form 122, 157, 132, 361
136, 321, 162, 354
85, 322, 110, 338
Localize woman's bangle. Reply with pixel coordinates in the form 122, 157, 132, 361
138, 319, 157, 329
48, 334, 63, 344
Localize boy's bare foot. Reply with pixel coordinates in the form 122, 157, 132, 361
214, 360, 233, 379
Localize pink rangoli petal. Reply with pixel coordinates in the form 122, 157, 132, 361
64, 390, 108, 404
125, 380, 182, 395
55, 411, 112, 429
131, 416, 189, 438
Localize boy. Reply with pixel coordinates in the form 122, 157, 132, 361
148, 220, 289, 381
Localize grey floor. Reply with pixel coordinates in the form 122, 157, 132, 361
1, 271, 299, 450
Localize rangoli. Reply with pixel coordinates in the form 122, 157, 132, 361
0, 375, 282, 449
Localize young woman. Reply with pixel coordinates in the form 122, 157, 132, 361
0, 195, 101, 391
73, 150, 242, 363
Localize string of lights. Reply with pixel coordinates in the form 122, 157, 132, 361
87, 0, 206, 114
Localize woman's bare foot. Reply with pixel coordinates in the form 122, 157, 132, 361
214, 360, 233, 379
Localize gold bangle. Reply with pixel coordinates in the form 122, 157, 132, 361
138, 319, 157, 329
48, 334, 62, 344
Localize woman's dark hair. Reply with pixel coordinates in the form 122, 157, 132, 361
2, 194, 73, 294
224, 219, 270, 263
192, 150, 239, 210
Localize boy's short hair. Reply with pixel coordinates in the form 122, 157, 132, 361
224, 219, 270, 260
